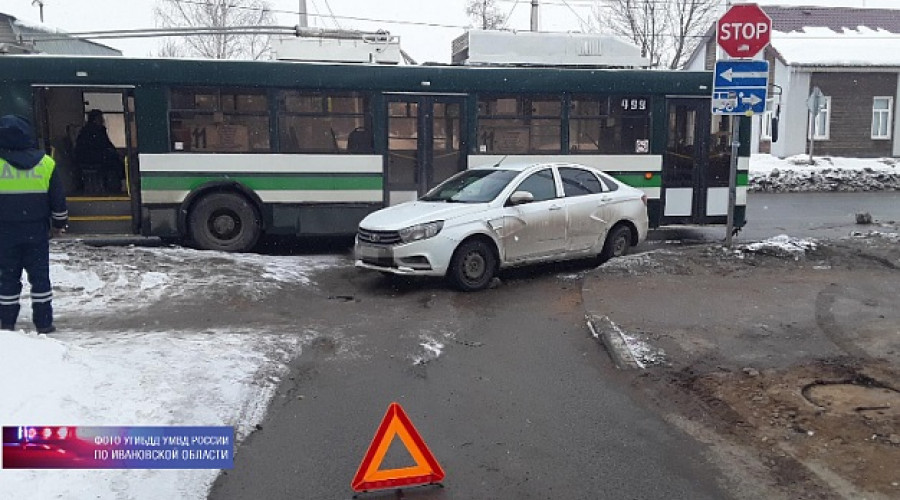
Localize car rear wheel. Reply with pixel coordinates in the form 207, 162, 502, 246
599, 224, 632, 263
189, 192, 261, 252
447, 239, 497, 292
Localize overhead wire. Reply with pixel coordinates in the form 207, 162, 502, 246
501, 0, 522, 30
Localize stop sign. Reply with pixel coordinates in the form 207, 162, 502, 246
717, 4, 772, 58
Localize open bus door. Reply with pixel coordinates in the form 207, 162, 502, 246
33, 87, 138, 234
384, 94, 467, 205
661, 98, 734, 225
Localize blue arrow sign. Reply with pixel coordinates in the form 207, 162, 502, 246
712, 59, 769, 115
712, 88, 768, 115
714, 60, 769, 88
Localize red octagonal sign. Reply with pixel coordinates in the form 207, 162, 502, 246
717, 3, 772, 58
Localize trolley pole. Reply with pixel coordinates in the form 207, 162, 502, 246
298, 0, 308, 28
725, 115, 740, 248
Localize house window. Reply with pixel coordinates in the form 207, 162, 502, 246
761, 98, 774, 141
811, 96, 830, 140
872, 96, 893, 140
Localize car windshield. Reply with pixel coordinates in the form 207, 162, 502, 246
420, 169, 520, 203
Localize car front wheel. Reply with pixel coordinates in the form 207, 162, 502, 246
447, 239, 497, 292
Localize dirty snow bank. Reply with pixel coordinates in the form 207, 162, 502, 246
36, 242, 343, 320
750, 155, 900, 192
740, 235, 817, 260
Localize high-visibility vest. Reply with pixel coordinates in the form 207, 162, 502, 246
0, 155, 56, 194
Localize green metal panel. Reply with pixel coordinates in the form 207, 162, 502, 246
650, 95, 667, 156
0, 83, 36, 121
610, 172, 662, 188
133, 86, 169, 154
0, 56, 713, 96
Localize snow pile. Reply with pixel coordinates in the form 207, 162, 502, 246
620, 332, 666, 368
849, 230, 900, 242
0, 328, 307, 499
412, 336, 445, 366
741, 234, 817, 260
20, 242, 343, 322
596, 251, 670, 275
749, 155, 900, 193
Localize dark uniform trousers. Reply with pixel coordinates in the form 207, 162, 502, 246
0, 221, 53, 329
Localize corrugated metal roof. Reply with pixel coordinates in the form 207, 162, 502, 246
0, 13, 121, 56
764, 6, 900, 34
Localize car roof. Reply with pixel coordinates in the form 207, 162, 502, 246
468, 161, 597, 172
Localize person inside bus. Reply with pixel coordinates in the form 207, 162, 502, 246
74, 109, 124, 194
347, 126, 374, 153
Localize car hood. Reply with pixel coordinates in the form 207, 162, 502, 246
360, 201, 490, 230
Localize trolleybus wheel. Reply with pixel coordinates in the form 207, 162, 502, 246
188, 192, 261, 252
447, 238, 497, 292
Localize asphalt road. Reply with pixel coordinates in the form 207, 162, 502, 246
208, 265, 730, 499
208, 191, 900, 499
651, 191, 900, 243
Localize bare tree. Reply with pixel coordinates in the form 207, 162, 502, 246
466, 0, 506, 30
154, 0, 275, 60
588, 0, 719, 69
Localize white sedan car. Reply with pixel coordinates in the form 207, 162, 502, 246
355, 162, 649, 291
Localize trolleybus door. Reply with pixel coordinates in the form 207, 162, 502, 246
662, 98, 732, 225
32, 86, 138, 233
385, 95, 466, 205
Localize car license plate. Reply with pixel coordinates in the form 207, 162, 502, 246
356, 243, 391, 262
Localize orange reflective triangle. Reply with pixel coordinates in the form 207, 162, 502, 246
351, 402, 445, 492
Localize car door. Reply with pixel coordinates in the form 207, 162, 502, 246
558, 166, 617, 253
500, 168, 567, 262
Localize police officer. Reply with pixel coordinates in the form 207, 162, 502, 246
0, 115, 68, 334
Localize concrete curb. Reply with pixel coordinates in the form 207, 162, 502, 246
57, 235, 166, 247
585, 313, 643, 370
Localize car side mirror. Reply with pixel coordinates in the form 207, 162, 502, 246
508, 191, 534, 206
771, 117, 779, 143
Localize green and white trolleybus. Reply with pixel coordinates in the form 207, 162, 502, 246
0, 55, 749, 252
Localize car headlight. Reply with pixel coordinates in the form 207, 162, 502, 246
399, 221, 444, 243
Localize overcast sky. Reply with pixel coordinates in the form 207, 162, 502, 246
3, 0, 898, 63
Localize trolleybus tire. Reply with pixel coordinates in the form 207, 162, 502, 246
447, 238, 497, 292
599, 224, 632, 264
188, 192, 261, 252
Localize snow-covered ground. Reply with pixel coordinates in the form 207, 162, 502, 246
749, 154, 900, 192
0, 244, 343, 499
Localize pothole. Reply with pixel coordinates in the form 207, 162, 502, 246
802, 376, 900, 416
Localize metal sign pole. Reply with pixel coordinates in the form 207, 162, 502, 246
726, 115, 740, 248
808, 111, 816, 165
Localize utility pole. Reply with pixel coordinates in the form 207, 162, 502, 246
298, 0, 308, 28
531, 0, 539, 31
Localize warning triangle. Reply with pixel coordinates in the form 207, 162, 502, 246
351, 402, 445, 492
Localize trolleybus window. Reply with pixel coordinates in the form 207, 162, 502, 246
277, 91, 370, 154
477, 95, 561, 154
569, 95, 651, 154
169, 88, 270, 153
